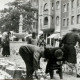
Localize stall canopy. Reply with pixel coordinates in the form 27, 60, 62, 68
0, 34, 2, 37
47, 33, 60, 39
38, 31, 43, 38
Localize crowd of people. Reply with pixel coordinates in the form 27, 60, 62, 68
0, 28, 80, 80
19, 28, 80, 80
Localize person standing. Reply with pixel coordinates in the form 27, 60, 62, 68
59, 28, 80, 73
31, 32, 38, 45
26, 32, 38, 45
37, 36, 46, 47
1, 32, 10, 57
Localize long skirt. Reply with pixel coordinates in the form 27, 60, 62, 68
63, 44, 77, 64
2, 46, 10, 56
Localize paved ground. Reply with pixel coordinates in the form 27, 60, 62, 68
0, 51, 80, 80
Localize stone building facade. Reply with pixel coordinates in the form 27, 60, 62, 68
61, 0, 80, 36
38, 0, 80, 46
38, 0, 61, 45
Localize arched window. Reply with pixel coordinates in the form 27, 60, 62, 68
56, 1, 60, 9
52, 3, 54, 10
44, 17, 48, 25
44, 3, 48, 11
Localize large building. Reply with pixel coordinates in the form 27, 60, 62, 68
38, 0, 61, 45
61, 0, 80, 36
38, 0, 80, 46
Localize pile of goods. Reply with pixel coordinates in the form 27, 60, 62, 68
33, 69, 50, 80
0, 58, 26, 79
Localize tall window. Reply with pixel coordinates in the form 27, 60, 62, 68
33, 22, 36, 29
52, 16, 54, 25
44, 17, 48, 25
77, 0, 80, 6
44, 3, 48, 11
67, 18, 69, 26
71, 0, 74, 8
63, 4, 67, 12
67, 3, 69, 11
63, 19, 66, 26
56, 1, 60, 9
56, 16, 59, 26
40, 19, 42, 29
52, 3, 54, 10
77, 15, 80, 24
71, 16, 74, 25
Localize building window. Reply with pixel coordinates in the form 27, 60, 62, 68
56, 16, 59, 26
63, 4, 67, 12
52, 16, 54, 25
71, 0, 74, 8
67, 3, 69, 11
33, 22, 36, 29
44, 17, 48, 25
71, 16, 74, 25
77, 15, 80, 24
44, 3, 48, 11
47, 38, 50, 44
77, 0, 80, 6
52, 3, 54, 10
40, 19, 42, 29
56, 1, 60, 9
63, 19, 66, 26
67, 18, 69, 26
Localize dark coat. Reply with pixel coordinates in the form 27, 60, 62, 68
19, 44, 42, 79
44, 47, 64, 73
59, 32, 80, 64
2, 38, 10, 56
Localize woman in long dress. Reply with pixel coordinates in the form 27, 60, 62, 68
2, 33, 10, 57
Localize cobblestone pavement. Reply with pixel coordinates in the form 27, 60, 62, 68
0, 52, 80, 80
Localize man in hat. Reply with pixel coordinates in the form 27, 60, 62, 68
19, 44, 64, 80
59, 28, 80, 74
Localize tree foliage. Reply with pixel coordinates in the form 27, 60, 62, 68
0, 0, 38, 33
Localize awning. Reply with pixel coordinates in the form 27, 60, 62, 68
38, 31, 43, 35
47, 33, 60, 39
25, 34, 32, 38
37, 31, 43, 38
0, 35, 2, 37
